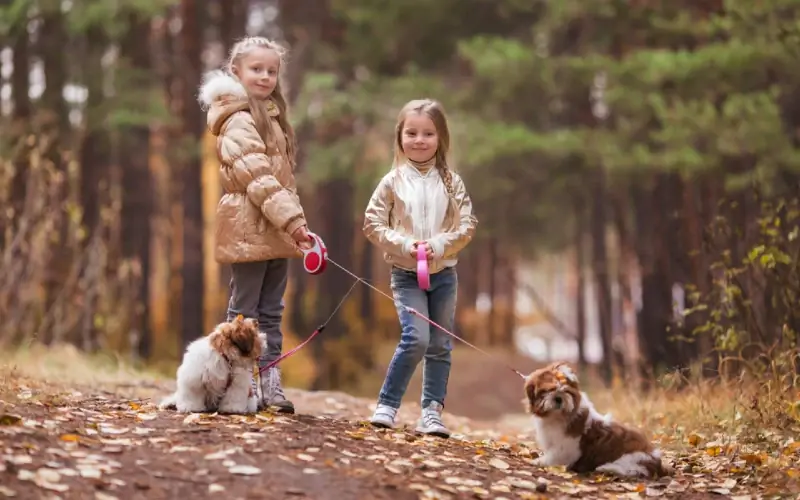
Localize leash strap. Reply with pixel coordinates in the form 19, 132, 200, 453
258, 278, 359, 373
327, 258, 526, 380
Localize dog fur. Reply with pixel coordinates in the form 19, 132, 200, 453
159, 316, 263, 414
523, 362, 671, 478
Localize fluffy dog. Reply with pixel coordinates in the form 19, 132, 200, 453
524, 362, 670, 478
159, 315, 263, 414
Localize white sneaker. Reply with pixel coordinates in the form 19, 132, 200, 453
369, 403, 398, 429
416, 401, 450, 438
260, 366, 295, 414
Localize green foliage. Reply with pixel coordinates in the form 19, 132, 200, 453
66, 0, 173, 37
685, 196, 800, 374
0, 0, 32, 35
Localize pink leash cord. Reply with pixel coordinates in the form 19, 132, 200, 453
327, 258, 526, 380
258, 278, 359, 374
259, 231, 526, 380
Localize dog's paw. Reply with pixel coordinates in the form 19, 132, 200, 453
246, 396, 258, 414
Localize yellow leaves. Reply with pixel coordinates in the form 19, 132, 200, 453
787, 468, 800, 478
706, 446, 723, 457
59, 433, 80, 442
782, 441, 800, 455
127, 402, 141, 411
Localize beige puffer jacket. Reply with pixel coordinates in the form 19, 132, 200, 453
199, 70, 306, 263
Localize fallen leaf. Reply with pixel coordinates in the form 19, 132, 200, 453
95, 493, 118, 500
488, 458, 510, 470
302, 468, 319, 474
0, 485, 15, 497
59, 434, 80, 442
208, 484, 225, 493
182, 414, 201, 425
229, 465, 261, 475
297, 453, 315, 462
78, 467, 103, 479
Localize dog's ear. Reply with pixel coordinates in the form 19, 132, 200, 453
524, 375, 536, 401
523, 377, 537, 413
230, 328, 255, 356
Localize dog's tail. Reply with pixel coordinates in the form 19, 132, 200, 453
158, 392, 178, 410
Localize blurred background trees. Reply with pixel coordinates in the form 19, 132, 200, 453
2, 0, 799, 413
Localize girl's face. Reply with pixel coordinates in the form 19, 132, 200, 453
232, 47, 281, 100
400, 112, 439, 163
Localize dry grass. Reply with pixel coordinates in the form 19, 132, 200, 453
0, 343, 166, 400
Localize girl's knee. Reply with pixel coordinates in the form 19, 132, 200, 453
398, 322, 429, 358
426, 335, 452, 357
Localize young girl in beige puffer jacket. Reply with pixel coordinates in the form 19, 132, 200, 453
198, 36, 313, 414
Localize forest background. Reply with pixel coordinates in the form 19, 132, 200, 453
1, 0, 799, 422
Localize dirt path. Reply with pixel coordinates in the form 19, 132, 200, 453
0, 378, 772, 499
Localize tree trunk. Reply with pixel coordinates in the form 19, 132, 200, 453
78, 25, 112, 352
501, 249, 517, 349
574, 200, 587, 373
220, 0, 248, 56
179, 0, 206, 349
612, 187, 636, 379
8, 13, 31, 245
39, 5, 69, 345
590, 165, 614, 385
487, 236, 498, 346
120, 11, 155, 360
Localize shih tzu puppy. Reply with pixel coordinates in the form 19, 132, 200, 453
524, 362, 671, 478
159, 315, 263, 414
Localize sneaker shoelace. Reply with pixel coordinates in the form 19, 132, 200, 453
268, 368, 286, 400
375, 405, 397, 420
422, 408, 445, 428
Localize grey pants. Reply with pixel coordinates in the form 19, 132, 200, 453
226, 258, 288, 367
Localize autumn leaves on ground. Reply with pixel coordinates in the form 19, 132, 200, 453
0, 346, 798, 500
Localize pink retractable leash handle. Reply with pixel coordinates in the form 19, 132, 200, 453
301, 231, 328, 275
417, 243, 430, 290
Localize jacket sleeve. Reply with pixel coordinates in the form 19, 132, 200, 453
218, 111, 306, 236
363, 173, 415, 257
428, 173, 478, 258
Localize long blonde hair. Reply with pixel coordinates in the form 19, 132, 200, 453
393, 99, 454, 197
227, 36, 297, 167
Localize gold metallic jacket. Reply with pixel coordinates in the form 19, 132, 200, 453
200, 71, 306, 264
363, 163, 478, 274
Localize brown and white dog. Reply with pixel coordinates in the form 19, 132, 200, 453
159, 315, 263, 414
523, 362, 670, 478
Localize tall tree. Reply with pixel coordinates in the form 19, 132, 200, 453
119, 9, 155, 360
179, 0, 205, 347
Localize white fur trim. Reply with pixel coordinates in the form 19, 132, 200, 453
198, 70, 247, 108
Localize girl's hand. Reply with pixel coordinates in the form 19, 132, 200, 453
411, 241, 434, 259
292, 225, 313, 250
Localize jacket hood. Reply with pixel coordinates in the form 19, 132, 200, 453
199, 70, 250, 135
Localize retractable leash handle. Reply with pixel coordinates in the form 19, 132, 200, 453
301, 231, 328, 275
417, 243, 430, 290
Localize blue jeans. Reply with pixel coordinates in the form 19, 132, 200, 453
378, 266, 457, 409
